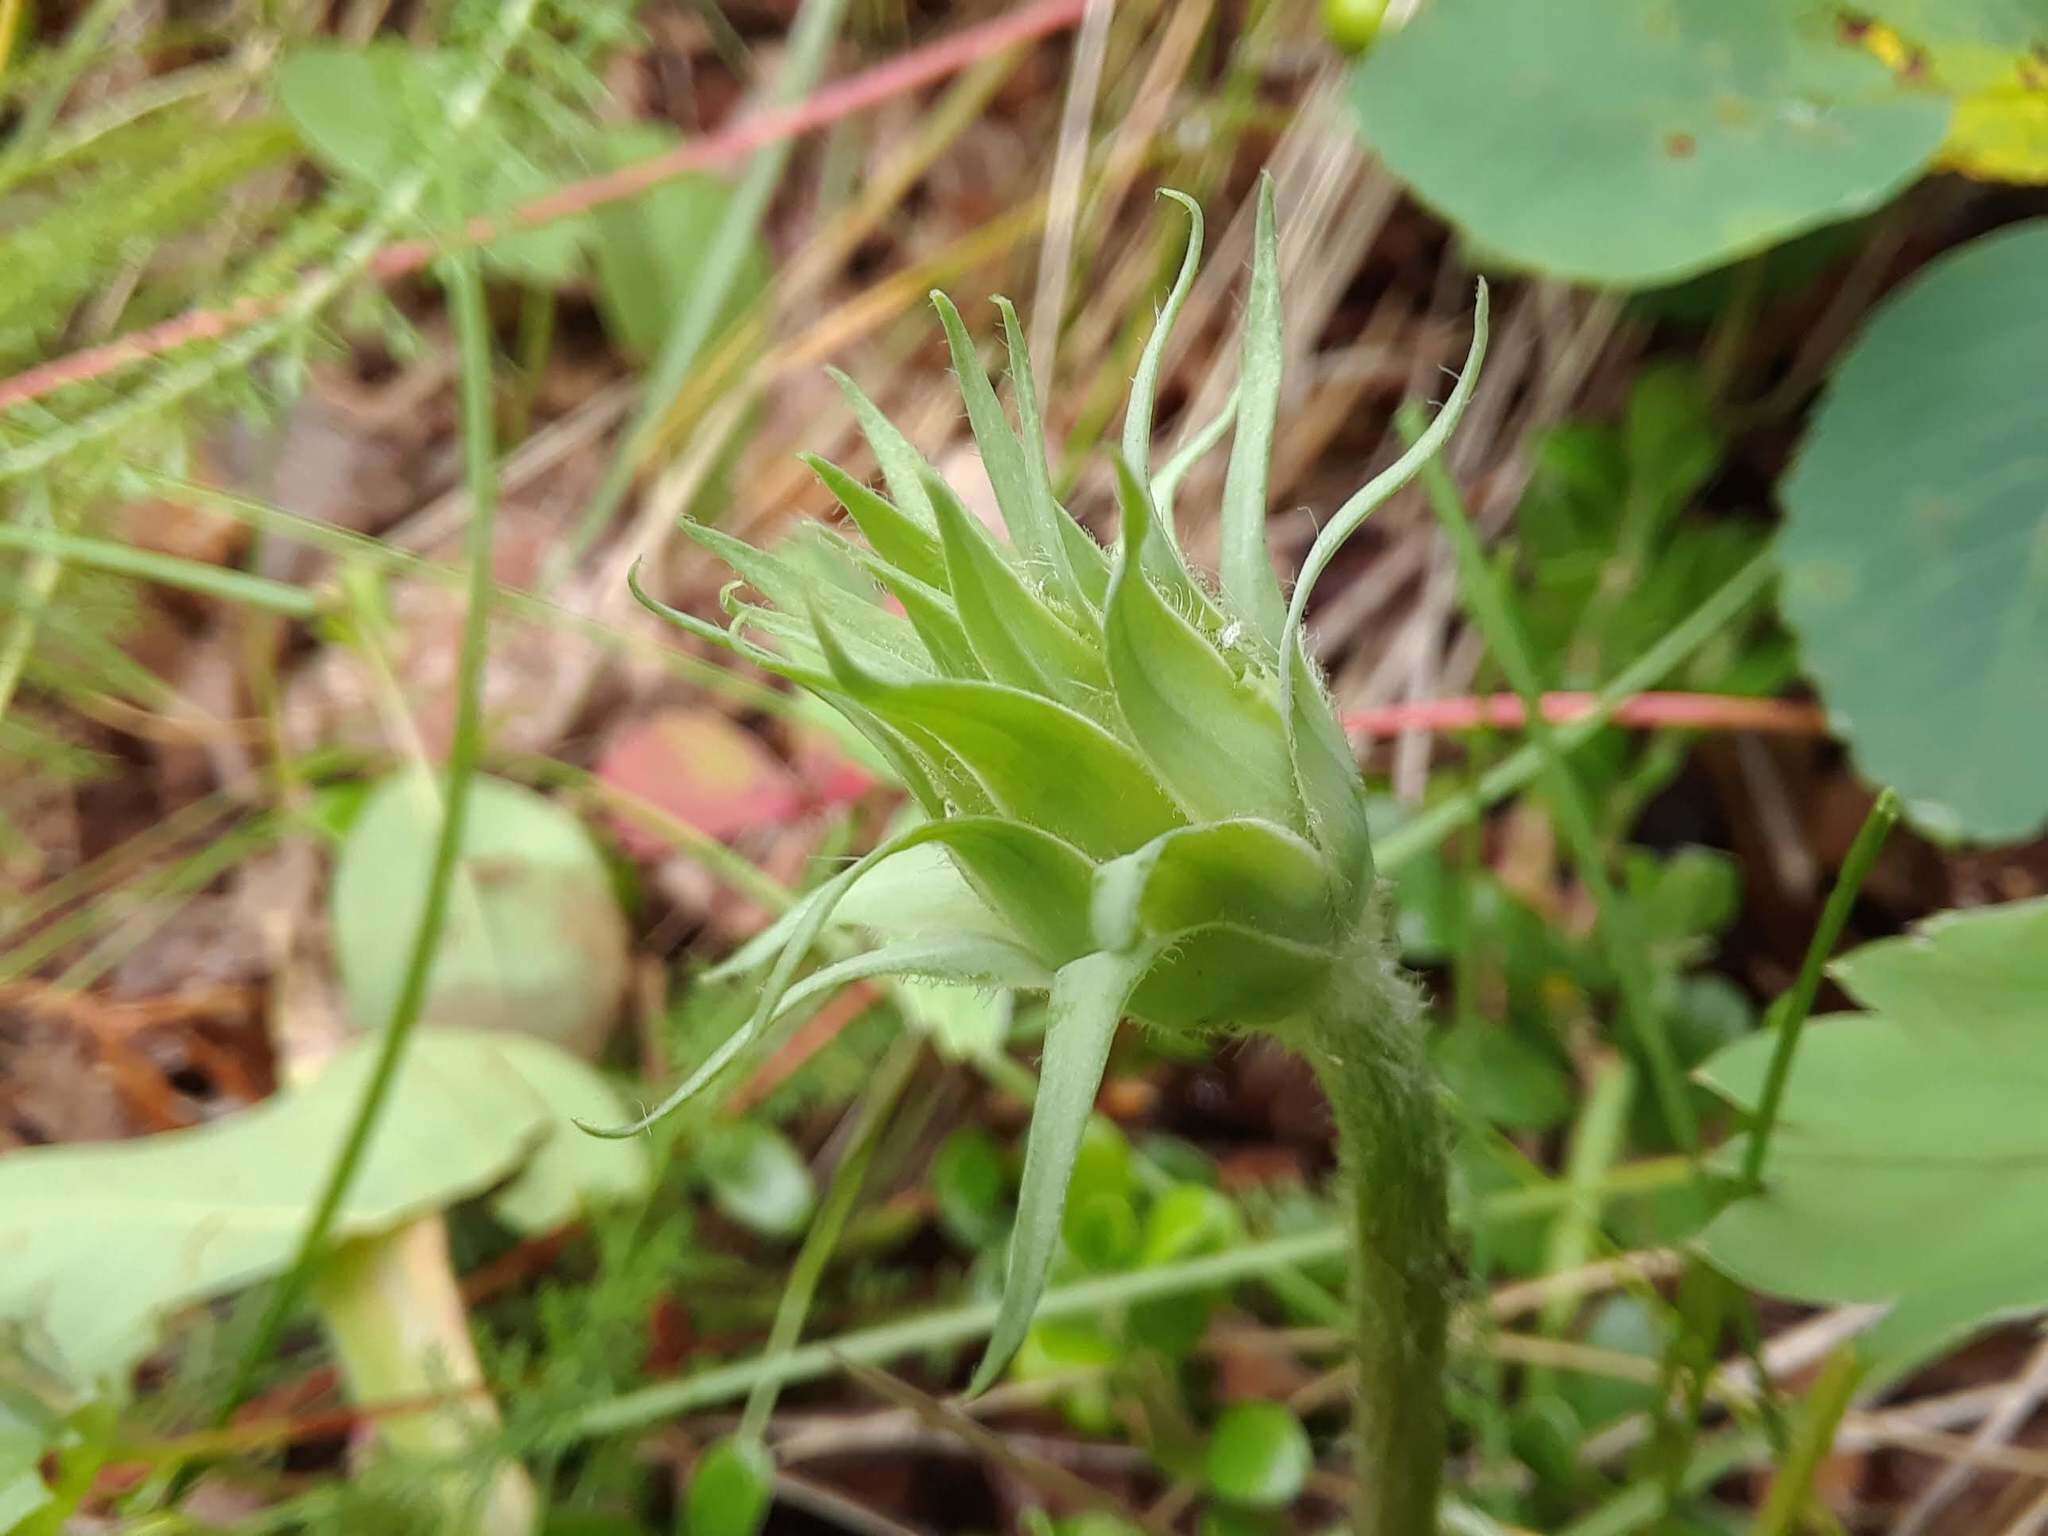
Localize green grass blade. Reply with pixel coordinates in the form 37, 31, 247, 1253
0, 523, 321, 618
1407, 405, 1695, 1149
214, 249, 502, 1423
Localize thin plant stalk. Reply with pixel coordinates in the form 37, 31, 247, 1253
551, 0, 852, 582
1406, 410, 1697, 1149
1750, 1347, 1864, 1536
1740, 788, 1899, 1190
739, 1036, 924, 1442
1374, 548, 1775, 874
214, 250, 502, 1422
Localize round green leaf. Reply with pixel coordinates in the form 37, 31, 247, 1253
1350, 0, 1950, 286
933, 1127, 1008, 1250
1779, 220, 2048, 841
1204, 1403, 1313, 1509
687, 1436, 775, 1536
1433, 1018, 1572, 1132
698, 1121, 815, 1241
332, 771, 630, 1057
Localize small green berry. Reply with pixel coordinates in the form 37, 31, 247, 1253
1323, 0, 1388, 55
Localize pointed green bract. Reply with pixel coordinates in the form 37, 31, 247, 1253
851, 553, 985, 679
924, 467, 1107, 706
1155, 384, 1238, 527
817, 617, 1183, 861
1092, 819, 1336, 954
1217, 177, 1290, 651
766, 934, 1053, 1026
805, 453, 947, 590
971, 946, 1156, 1392
930, 291, 1087, 611
1123, 193, 1217, 596
1130, 922, 1333, 1029
829, 367, 940, 526
1105, 459, 1299, 827
682, 522, 928, 679
1276, 281, 1490, 903
617, 195, 1488, 1506
995, 297, 1112, 610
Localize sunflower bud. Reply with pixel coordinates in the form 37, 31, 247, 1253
614, 179, 1487, 1396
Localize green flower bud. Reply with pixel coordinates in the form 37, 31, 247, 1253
604, 180, 1488, 1445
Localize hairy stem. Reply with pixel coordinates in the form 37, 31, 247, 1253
1304, 947, 1449, 1536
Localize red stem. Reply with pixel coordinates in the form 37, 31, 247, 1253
0, 0, 1087, 415
1342, 691, 1826, 739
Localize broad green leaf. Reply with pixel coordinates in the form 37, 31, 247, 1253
1699, 897, 2048, 1371
1129, 1183, 1245, 1356
332, 770, 628, 1059
1104, 460, 1301, 828
1092, 820, 1335, 954
687, 1435, 776, 1536
973, 947, 1155, 1392
1853, 5, 2048, 183
590, 124, 768, 360
1349, 0, 1950, 286
816, 621, 1186, 861
0, 1030, 613, 1384
803, 453, 947, 591
482, 1034, 654, 1234
1561, 1296, 1666, 1429
1204, 1402, 1313, 1508
0, 1393, 51, 1531
1779, 219, 2048, 841
924, 467, 1108, 705
699, 1121, 815, 1240
1216, 177, 1289, 651
277, 45, 583, 283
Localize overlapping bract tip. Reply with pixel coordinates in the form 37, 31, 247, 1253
622, 179, 1489, 1389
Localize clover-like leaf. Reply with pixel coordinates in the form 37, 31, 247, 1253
1700, 897, 2048, 1371
1778, 219, 2048, 842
